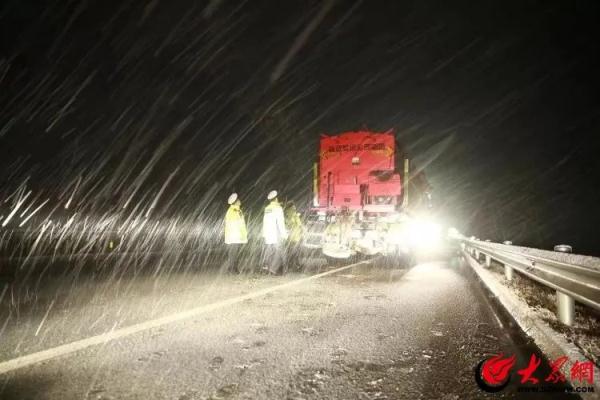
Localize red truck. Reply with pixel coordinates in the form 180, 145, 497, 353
315, 130, 402, 212
305, 129, 437, 263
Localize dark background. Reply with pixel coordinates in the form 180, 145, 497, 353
1, 0, 599, 254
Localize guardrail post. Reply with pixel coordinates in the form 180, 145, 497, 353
556, 291, 575, 326
485, 254, 491, 267
474, 249, 480, 261
504, 264, 513, 281
552, 244, 575, 326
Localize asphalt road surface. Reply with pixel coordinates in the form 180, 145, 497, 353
0, 255, 580, 399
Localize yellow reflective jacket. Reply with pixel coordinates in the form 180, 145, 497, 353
224, 204, 248, 244
285, 208, 304, 243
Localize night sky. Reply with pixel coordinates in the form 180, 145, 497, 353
1, 0, 599, 254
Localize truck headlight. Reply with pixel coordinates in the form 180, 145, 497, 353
408, 219, 442, 249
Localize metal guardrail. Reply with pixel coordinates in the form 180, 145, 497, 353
458, 236, 600, 326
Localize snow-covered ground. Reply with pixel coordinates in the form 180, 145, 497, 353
485, 260, 600, 366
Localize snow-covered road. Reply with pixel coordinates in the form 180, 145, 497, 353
0, 257, 579, 399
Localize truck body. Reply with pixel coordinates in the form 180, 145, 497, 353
305, 130, 417, 261
315, 131, 402, 213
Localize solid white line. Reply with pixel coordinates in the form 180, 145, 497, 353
0, 259, 371, 375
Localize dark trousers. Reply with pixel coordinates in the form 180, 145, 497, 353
286, 242, 302, 270
224, 244, 243, 274
264, 244, 284, 274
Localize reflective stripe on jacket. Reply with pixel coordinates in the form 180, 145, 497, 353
224, 204, 248, 244
263, 200, 287, 244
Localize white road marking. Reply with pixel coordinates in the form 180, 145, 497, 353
0, 259, 372, 375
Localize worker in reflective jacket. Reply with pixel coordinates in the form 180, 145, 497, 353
285, 201, 304, 270
224, 193, 247, 273
262, 190, 288, 274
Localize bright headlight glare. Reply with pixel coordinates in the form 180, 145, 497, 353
407, 219, 442, 249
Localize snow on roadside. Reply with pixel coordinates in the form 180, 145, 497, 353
485, 260, 600, 367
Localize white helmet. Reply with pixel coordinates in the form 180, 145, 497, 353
267, 190, 278, 200
227, 193, 238, 205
